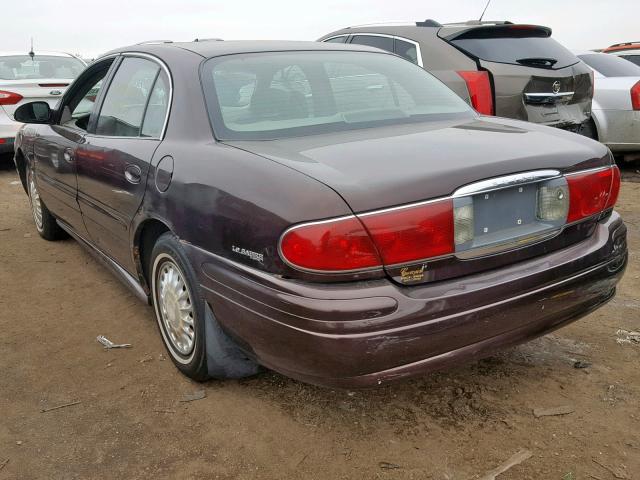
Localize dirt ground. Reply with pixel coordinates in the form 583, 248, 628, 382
0, 155, 639, 480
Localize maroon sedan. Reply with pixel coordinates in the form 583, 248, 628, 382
13, 41, 626, 387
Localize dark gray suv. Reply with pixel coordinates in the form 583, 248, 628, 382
319, 20, 594, 132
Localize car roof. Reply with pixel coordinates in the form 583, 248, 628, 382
604, 42, 640, 53
0, 50, 77, 57
101, 40, 384, 60
320, 21, 552, 42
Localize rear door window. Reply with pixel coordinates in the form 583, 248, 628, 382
141, 70, 170, 137
394, 39, 419, 65
95, 57, 159, 137
350, 35, 394, 54
449, 28, 579, 69
578, 54, 640, 77
324, 36, 348, 44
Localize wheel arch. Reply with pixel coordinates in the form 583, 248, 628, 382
589, 111, 604, 141
13, 148, 28, 194
133, 217, 172, 296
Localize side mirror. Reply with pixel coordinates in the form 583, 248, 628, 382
14, 101, 52, 124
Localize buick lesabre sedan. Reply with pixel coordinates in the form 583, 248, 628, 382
13, 40, 626, 387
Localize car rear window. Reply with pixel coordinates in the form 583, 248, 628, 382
620, 54, 640, 67
202, 51, 473, 141
0, 55, 85, 80
578, 53, 640, 77
449, 27, 579, 70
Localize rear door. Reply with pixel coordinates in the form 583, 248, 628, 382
77, 55, 170, 273
441, 25, 593, 128
0, 54, 86, 118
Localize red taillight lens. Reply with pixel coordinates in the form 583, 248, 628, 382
457, 71, 494, 115
279, 200, 455, 272
279, 216, 382, 272
631, 80, 640, 111
0, 90, 23, 106
358, 199, 454, 265
567, 167, 617, 223
606, 165, 621, 209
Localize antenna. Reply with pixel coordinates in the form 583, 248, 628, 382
479, 0, 492, 21
29, 37, 35, 58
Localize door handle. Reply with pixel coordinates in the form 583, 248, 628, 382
124, 164, 142, 184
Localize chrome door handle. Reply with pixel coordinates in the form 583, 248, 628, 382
124, 164, 142, 184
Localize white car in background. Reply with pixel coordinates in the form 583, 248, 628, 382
576, 51, 640, 163
603, 42, 640, 67
0, 51, 86, 154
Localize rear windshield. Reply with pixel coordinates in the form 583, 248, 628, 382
620, 54, 640, 67
578, 53, 640, 77
450, 30, 579, 70
0, 55, 85, 80
201, 51, 472, 140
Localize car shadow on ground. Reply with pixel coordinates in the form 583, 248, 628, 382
230, 333, 585, 433
0, 152, 15, 170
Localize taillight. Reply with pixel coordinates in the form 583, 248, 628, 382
280, 167, 620, 273
279, 216, 382, 272
0, 90, 23, 106
631, 80, 640, 111
359, 199, 454, 265
566, 166, 618, 223
457, 71, 494, 115
606, 165, 621, 209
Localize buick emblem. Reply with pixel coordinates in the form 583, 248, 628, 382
50, 90, 62, 96
552, 81, 561, 94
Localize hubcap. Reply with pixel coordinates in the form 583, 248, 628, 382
29, 175, 43, 231
156, 260, 195, 356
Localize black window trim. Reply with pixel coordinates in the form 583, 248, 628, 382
322, 34, 351, 44
86, 52, 173, 141
52, 54, 119, 133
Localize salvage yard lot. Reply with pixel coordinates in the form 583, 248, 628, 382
0, 157, 639, 479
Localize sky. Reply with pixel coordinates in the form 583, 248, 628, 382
3, 0, 638, 59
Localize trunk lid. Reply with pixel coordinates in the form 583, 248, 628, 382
228, 117, 611, 286
0, 79, 70, 118
227, 117, 609, 213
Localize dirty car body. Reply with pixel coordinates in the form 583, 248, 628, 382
14, 41, 626, 388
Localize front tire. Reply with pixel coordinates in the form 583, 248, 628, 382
27, 169, 67, 240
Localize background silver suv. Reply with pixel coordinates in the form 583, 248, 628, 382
320, 20, 594, 132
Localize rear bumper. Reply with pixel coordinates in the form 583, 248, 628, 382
185, 212, 627, 388
594, 109, 640, 153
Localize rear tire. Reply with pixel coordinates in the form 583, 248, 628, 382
150, 232, 260, 381
582, 119, 598, 140
27, 168, 67, 241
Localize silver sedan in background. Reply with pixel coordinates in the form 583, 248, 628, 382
577, 51, 640, 162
